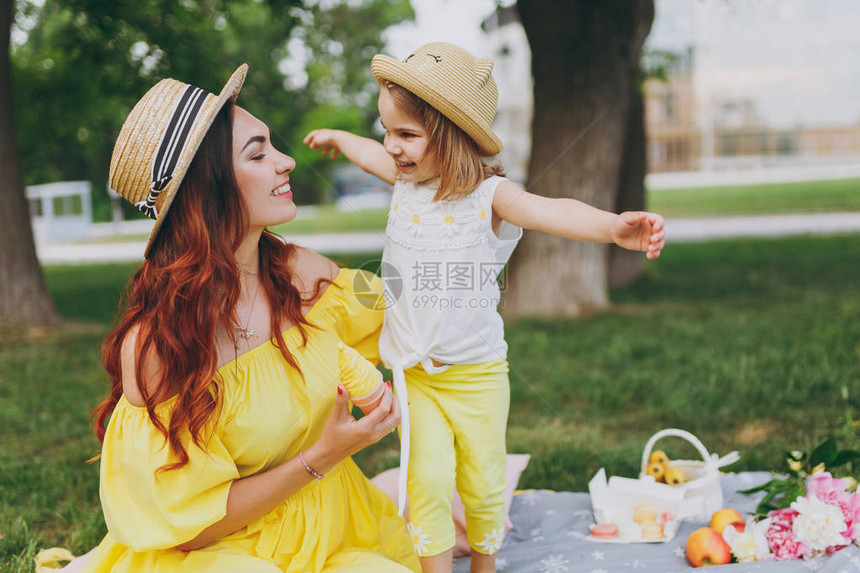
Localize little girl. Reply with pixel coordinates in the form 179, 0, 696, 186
305, 42, 665, 573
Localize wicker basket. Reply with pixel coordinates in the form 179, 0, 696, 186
639, 428, 740, 523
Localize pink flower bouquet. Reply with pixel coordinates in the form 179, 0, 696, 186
724, 472, 860, 562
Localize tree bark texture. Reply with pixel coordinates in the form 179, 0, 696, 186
0, 0, 60, 327
609, 78, 647, 288
505, 0, 654, 318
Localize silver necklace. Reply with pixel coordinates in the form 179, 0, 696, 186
234, 279, 261, 350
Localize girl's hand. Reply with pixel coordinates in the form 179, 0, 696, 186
303, 129, 343, 160
305, 383, 401, 473
613, 211, 666, 259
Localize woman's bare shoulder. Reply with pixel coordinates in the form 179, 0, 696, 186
289, 246, 340, 292
120, 323, 165, 407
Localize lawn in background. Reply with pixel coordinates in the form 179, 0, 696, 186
289, 177, 860, 233
272, 204, 391, 236
648, 176, 860, 218
1, 234, 858, 571
79, 177, 860, 243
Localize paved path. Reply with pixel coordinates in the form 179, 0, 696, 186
36, 211, 860, 265
37, 231, 389, 265
664, 211, 860, 242
646, 163, 860, 190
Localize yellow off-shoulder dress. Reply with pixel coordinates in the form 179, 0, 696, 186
81, 269, 420, 573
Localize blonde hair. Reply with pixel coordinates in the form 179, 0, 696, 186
385, 82, 504, 202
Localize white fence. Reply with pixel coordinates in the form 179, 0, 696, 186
27, 180, 93, 244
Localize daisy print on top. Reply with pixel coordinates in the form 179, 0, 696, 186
385, 178, 500, 251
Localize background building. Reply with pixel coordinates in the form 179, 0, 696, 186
482, 1, 860, 175
481, 7, 533, 185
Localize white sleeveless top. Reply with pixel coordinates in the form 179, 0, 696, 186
378, 175, 522, 515
379, 175, 522, 373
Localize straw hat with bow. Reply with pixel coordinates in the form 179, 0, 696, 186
109, 64, 248, 257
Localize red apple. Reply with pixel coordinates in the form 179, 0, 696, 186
710, 508, 746, 534
686, 527, 732, 567
727, 520, 745, 533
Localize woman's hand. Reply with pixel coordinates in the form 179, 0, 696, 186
304, 383, 401, 474
173, 383, 399, 552
612, 211, 666, 260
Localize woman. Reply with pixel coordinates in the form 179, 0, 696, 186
75, 65, 420, 572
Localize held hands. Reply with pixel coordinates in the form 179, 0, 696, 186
307, 383, 401, 473
303, 129, 343, 160
612, 211, 666, 260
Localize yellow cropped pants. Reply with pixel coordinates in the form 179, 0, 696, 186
403, 359, 510, 557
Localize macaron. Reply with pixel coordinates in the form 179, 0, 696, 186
591, 523, 618, 539
617, 521, 643, 541
641, 520, 663, 540
633, 504, 657, 524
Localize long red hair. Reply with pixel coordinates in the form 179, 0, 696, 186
93, 101, 319, 471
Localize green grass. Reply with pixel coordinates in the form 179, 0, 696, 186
648, 177, 860, 218
290, 178, 860, 229
2, 236, 859, 571
502, 235, 860, 492
355, 235, 860, 492
295, 177, 860, 227
75, 177, 860, 245
271, 205, 390, 235
80, 206, 391, 244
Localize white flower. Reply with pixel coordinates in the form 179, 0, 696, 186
723, 517, 772, 562
753, 518, 774, 561
538, 554, 570, 573
475, 528, 505, 554
791, 495, 848, 551
723, 527, 757, 562
441, 212, 457, 237
408, 213, 423, 237
468, 196, 487, 233
407, 522, 431, 556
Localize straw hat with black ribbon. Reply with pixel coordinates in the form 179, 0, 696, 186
371, 42, 503, 157
109, 64, 248, 257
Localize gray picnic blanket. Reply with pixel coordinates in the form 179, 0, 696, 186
453, 472, 860, 573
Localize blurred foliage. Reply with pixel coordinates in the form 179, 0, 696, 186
641, 48, 682, 82
10, 0, 412, 220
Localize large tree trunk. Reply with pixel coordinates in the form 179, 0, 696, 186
0, 0, 60, 327
505, 0, 654, 318
609, 79, 647, 288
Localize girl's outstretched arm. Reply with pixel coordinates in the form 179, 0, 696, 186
492, 179, 665, 259
303, 129, 397, 185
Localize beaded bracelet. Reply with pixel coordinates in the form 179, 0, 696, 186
298, 451, 324, 481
